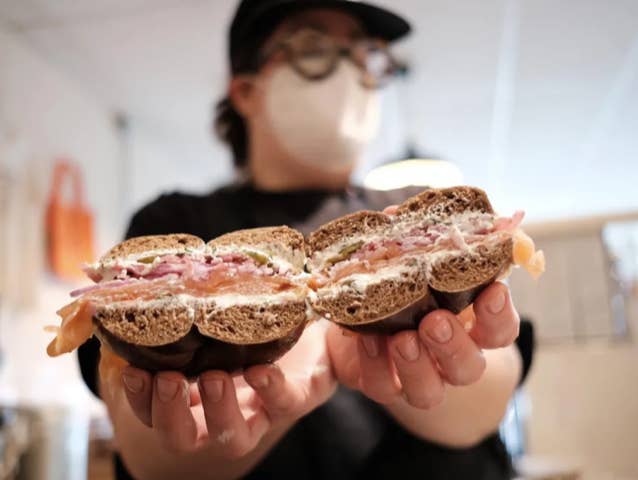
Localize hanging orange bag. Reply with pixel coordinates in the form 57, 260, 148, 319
45, 160, 95, 281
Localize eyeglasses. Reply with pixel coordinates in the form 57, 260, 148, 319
258, 28, 403, 89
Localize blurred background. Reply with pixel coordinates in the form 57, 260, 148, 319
0, 0, 637, 479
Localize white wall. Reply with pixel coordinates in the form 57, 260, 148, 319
0, 27, 124, 251
525, 338, 638, 477
126, 114, 234, 217
0, 24, 121, 412
508, 220, 638, 476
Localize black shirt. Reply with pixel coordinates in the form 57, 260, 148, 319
78, 183, 534, 480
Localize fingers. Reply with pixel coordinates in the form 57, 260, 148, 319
120, 368, 275, 457
471, 282, 520, 349
418, 310, 486, 386
121, 366, 153, 427
326, 323, 361, 390
244, 364, 307, 420
199, 372, 270, 459
151, 372, 199, 453
388, 331, 445, 409
357, 334, 401, 404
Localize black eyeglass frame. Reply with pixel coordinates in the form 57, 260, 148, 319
255, 28, 404, 89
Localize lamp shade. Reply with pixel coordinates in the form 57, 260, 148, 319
363, 159, 464, 191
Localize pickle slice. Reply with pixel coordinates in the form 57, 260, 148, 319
137, 256, 158, 264
326, 241, 365, 266
244, 250, 271, 266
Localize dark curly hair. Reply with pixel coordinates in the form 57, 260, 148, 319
214, 23, 279, 169
215, 97, 249, 168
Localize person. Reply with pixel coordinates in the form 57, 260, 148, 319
78, 1, 534, 478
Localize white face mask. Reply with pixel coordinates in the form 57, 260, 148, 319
262, 61, 381, 172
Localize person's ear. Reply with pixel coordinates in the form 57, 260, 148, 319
229, 75, 259, 118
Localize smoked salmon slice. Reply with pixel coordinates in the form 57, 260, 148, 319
47, 270, 299, 358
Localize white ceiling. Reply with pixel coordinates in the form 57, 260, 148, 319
0, 0, 637, 219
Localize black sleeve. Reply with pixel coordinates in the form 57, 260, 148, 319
515, 318, 535, 385
78, 336, 101, 398
361, 428, 514, 479
124, 192, 193, 240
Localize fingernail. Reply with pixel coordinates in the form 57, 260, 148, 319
397, 336, 420, 362
122, 372, 144, 394
426, 315, 453, 344
201, 377, 224, 402
488, 290, 506, 314
252, 374, 270, 390
362, 336, 379, 358
156, 377, 180, 403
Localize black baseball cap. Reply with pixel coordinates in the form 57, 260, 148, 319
229, 0, 411, 73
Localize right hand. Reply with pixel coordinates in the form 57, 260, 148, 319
101, 320, 337, 458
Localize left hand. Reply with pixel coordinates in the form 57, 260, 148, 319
326, 204, 520, 409
104, 320, 336, 458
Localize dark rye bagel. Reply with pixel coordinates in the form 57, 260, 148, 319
85, 227, 309, 376
306, 187, 514, 334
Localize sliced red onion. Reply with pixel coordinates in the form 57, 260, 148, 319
237, 263, 258, 274
494, 210, 525, 232
125, 264, 151, 277
84, 251, 284, 291
209, 261, 233, 272
219, 253, 247, 263
81, 264, 103, 282
191, 262, 213, 280
448, 225, 468, 250
144, 266, 186, 280
159, 254, 187, 263
70, 279, 139, 298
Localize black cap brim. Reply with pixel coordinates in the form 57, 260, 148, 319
235, 0, 411, 46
